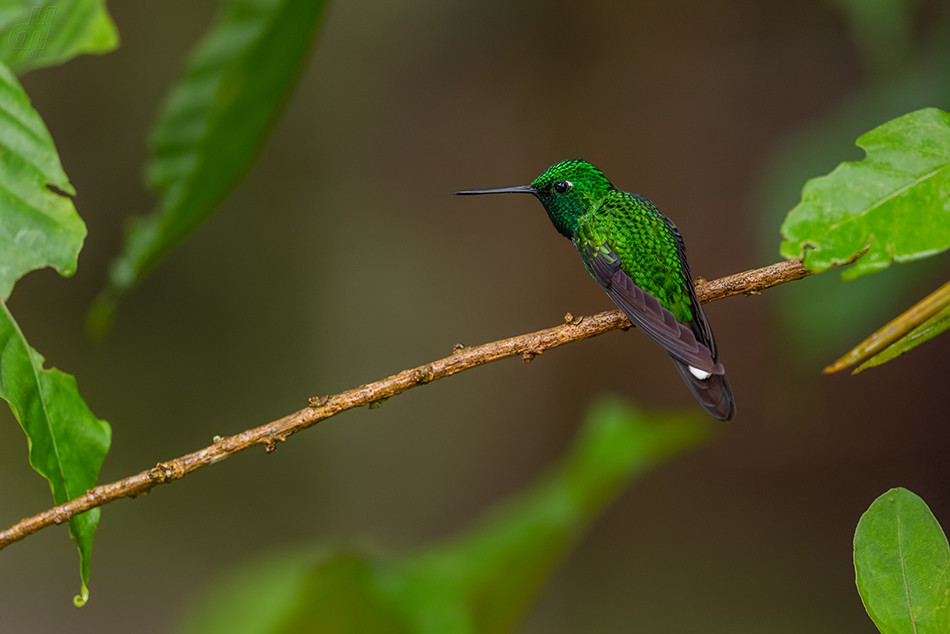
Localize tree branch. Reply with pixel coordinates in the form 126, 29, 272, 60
0, 259, 810, 551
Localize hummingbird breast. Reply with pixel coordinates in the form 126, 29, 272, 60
576, 191, 694, 324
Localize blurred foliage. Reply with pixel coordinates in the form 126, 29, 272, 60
0, 59, 109, 604
175, 398, 710, 634
759, 1, 950, 363
781, 108, 950, 280
91, 0, 330, 334
0, 62, 82, 301
0, 0, 117, 74
854, 488, 950, 634
826, 0, 919, 78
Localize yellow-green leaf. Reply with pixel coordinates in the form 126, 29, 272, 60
856, 301, 950, 372
824, 279, 950, 373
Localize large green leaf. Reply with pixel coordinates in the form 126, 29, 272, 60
0, 301, 110, 606
756, 41, 950, 363
176, 399, 710, 634
854, 488, 950, 634
780, 108, 950, 281
93, 0, 328, 331
0, 0, 118, 74
0, 60, 84, 300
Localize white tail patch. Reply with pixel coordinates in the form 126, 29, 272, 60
688, 366, 712, 380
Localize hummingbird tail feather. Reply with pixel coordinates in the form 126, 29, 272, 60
671, 357, 736, 421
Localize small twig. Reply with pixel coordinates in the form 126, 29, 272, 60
0, 259, 810, 551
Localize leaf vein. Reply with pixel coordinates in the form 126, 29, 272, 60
818, 163, 950, 243
898, 510, 919, 634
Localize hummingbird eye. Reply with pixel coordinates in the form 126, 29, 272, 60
554, 181, 573, 194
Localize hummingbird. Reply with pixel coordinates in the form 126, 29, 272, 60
453, 159, 736, 421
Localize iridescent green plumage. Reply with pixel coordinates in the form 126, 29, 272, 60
455, 159, 736, 421
577, 194, 695, 322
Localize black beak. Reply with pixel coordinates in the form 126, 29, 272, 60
452, 185, 538, 195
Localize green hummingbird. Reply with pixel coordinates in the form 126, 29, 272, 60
454, 159, 736, 421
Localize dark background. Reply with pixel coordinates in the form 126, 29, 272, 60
2, 0, 949, 631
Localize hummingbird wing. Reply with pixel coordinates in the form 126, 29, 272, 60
663, 222, 736, 420
577, 239, 724, 375
664, 217, 718, 360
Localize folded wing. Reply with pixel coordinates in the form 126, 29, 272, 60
578, 238, 736, 421
580, 240, 722, 374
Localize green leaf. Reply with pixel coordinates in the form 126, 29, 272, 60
0, 300, 111, 605
856, 301, 950, 372
175, 398, 710, 634
0, 60, 84, 300
93, 0, 328, 331
780, 107, 950, 280
854, 488, 950, 634
0, 1, 118, 74
755, 46, 950, 363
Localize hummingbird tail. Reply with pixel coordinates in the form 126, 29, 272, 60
670, 357, 736, 421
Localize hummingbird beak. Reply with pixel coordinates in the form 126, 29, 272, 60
452, 185, 538, 195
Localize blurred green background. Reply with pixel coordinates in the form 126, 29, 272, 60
2, 0, 950, 631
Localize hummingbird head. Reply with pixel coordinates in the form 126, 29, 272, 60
529, 160, 614, 237
454, 159, 614, 238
